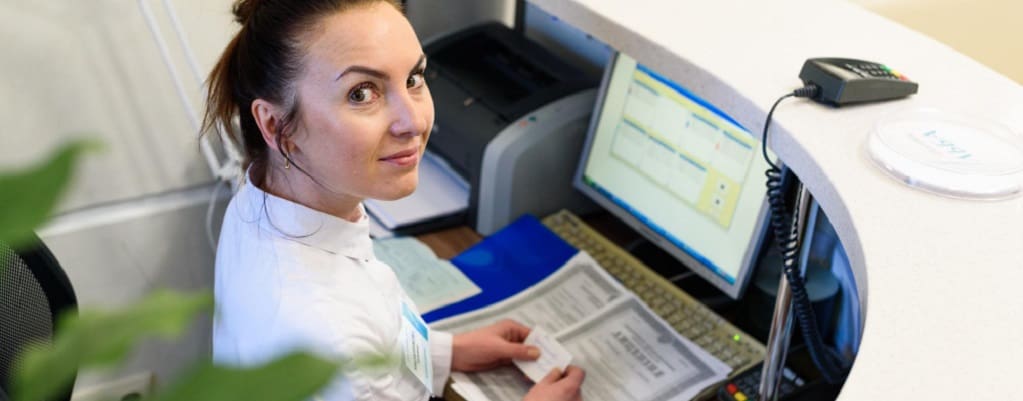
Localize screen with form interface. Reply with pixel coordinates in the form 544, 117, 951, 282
574, 52, 773, 299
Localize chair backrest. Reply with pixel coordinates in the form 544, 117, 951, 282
0, 234, 77, 400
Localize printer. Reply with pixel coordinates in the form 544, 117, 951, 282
424, 22, 598, 235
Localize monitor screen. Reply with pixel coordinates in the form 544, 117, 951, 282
574, 52, 773, 299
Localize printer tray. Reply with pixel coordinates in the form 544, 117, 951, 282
386, 210, 467, 237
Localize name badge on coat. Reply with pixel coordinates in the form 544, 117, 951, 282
399, 300, 433, 393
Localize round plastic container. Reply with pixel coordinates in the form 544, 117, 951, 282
867, 107, 1023, 200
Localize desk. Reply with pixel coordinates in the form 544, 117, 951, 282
417, 226, 483, 260
523, 0, 1023, 399
417, 218, 741, 401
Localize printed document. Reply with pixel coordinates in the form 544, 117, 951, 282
432, 252, 731, 401
431, 252, 629, 333
373, 236, 481, 313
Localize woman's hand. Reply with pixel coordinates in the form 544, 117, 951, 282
523, 366, 585, 401
451, 319, 540, 372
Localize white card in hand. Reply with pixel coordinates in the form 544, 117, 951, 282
513, 328, 573, 383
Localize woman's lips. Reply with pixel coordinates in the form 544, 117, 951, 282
379, 148, 419, 167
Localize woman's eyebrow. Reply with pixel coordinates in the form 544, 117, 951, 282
334, 55, 427, 82
335, 65, 387, 81
408, 55, 426, 76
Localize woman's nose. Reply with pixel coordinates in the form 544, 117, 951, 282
389, 92, 429, 137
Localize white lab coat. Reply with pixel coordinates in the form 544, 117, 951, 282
212, 177, 452, 400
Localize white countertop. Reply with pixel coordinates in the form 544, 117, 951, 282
530, 0, 1023, 399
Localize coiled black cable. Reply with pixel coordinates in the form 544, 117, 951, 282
761, 85, 850, 384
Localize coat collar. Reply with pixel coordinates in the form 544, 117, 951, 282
238, 175, 373, 261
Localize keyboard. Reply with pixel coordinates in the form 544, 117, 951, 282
542, 210, 766, 374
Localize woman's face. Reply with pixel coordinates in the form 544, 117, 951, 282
289, 2, 433, 203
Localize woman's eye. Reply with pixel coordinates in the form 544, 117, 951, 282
348, 85, 377, 104
407, 72, 425, 89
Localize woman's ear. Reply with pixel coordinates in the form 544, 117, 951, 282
252, 99, 285, 152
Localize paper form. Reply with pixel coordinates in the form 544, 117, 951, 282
514, 328, 573, 383
436, 251, 731, 401
373, 236, 481, 314
430, 252, 628, 334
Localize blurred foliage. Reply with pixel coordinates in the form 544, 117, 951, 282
12, 291, 215, 401
0, 139, 100, 250
12, 290, 383, 401
150, 353, 394, 401
3, 143, 391, 400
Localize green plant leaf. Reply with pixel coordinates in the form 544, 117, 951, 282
150, 352, 396, 401
12, 290, 213, 401
0, 139, 101, 249
149, 352, 338, 401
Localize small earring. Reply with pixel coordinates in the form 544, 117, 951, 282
284, 158, 291, 170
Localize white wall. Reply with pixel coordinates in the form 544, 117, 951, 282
1, 0, 236, 394
0, 1, 235, 211
850, 0, 1022, 84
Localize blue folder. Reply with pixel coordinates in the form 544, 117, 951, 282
422, 215, 578, 323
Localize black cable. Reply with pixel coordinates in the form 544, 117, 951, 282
762, 84, 850, 384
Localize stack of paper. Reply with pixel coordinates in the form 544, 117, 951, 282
431, 252, 731, 401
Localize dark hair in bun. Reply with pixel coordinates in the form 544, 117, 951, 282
231, 0, 260, 24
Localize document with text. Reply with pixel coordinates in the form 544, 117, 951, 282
431, 252, 731, 401
431, 252, 628, 333
373, 236, 481, 313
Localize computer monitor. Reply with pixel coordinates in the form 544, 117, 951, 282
573, 52, 773, 299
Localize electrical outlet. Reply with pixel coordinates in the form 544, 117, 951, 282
71, 372, 154, 401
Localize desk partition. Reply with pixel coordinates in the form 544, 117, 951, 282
528, 0, 1023, 399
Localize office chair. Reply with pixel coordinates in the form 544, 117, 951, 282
0, 234, 78, 401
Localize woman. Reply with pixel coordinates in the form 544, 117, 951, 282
202, 1, 585, 400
